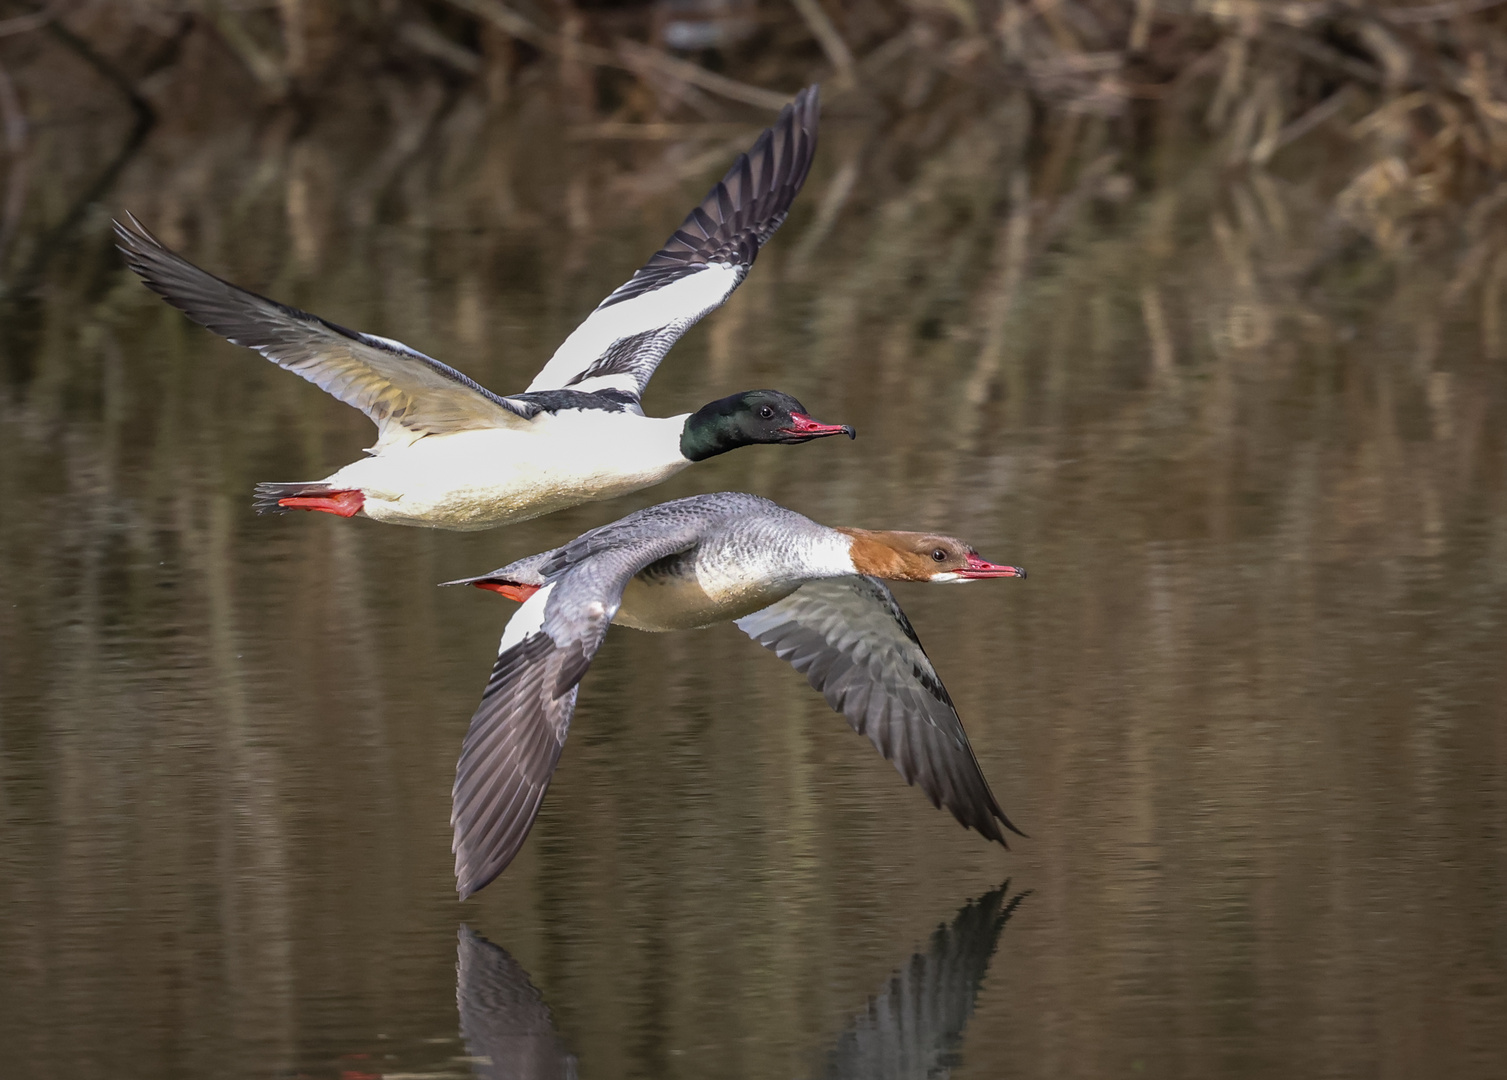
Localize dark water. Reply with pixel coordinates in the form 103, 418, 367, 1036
2, 106, 1506, 1079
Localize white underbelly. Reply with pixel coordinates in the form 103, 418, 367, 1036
322, 416, 688, 530
614, 571, 799, 633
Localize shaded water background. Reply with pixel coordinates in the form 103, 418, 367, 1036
3, 77, 1507, 1080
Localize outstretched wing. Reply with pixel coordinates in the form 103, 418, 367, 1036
451, 534, 699, 899
525, 86, 820, 401
736, 576, 1022, 845
819, 884, 1024, 1080
456, 926, 576, 1080
116, 214, 531, 448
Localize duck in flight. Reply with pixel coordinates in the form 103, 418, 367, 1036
114, 87, 852, 531
441, 492, 1027, 899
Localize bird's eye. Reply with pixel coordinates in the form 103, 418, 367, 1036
932, 548, 947, 562
759, 405, 775, 419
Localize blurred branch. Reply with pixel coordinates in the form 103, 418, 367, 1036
787, 0, 857, 89
443, 0, 548, 49
1384, 0, 1507, 24
0, 100, 150, 298
0, 8, 51, 37
0, 61, 28, 268
203, 2, 288, 98
399, 21, 483, 76
445, 0, 794, 110
1271, 27, 1383, 86
566, 121, 753, 140
1251, 84, 1353, 165
789, 147, 862, 272
46, 18, 155, 129
614, 40, 794, 110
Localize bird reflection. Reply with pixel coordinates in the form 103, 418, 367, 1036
455, 882, 1024, 1079
817, 882, 1025, 1080
456, 927, 578, 1080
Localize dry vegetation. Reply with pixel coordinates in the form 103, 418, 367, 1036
4, 0, 1507, 266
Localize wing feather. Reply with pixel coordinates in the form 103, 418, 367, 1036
526, 86, 820, 399
451, 532, 702, 898
116, 214, 531, 447
736, 576, 1022, 845
452, 621, 580, 899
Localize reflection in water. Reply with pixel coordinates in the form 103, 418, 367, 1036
457, 883, 1023, 1080
458, 927, 579, 1080
816, 883, 1024, 1080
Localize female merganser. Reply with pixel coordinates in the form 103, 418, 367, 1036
441, 492, 1027, 899
114, 88, 852, 531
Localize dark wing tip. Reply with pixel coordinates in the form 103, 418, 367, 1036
960, 759, 1025, 846
597, 84, 823, 309
953, 751, 1024, 847
739, 577, 1022, 854
113, 209, 156, 247
451, 631, 577, 900
114, 211, 174, 276
111, 210, 282, 334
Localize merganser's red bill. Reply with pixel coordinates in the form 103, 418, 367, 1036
783, 413, 857, 440
957, 553, 1026, 579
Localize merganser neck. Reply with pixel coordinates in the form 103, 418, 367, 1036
678, 410, 722, 462
680, 396, 760, 462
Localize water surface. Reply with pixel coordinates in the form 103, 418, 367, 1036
2, 103, 1505, 1079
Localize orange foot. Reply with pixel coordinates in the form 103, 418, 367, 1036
473, 582, 541, 603
277, 490, 364, 517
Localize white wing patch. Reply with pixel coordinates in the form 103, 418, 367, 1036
499, 583, 556, 652
526, 264, 743, 396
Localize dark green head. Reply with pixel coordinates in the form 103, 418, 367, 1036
679, 390, 856, 462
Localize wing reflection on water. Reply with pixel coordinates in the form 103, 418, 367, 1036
456, 927, 579, 1080
816, 883, 1026, 1080
455, 882, 1024, 1079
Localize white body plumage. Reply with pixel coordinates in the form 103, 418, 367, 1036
324, 411, 691, 530
614, 518, 858, 632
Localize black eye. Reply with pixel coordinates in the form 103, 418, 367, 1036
932, 548, 947, 562
759, 405, 775, 419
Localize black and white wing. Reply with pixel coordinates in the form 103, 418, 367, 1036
736, 576, 1022, 845
451, 533, 699, 899
525, 86, 820, 401
818, 884, 1024, 1080
116, 214, 531, 449
456, 926, 577, 1080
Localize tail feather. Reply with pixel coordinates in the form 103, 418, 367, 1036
439, 553, 553, 590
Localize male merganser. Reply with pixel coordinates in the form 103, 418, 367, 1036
441, 492, 1027, 899
114, 88, 852, 531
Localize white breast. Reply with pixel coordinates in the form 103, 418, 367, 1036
615, 572, 799, 632
613, 521, 857, 633
322, 411, 690, 530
